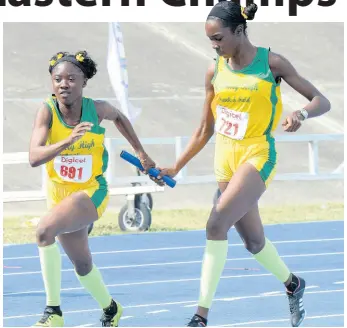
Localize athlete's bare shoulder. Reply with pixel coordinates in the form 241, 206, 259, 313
206, 59, 217, 90
268, 51, 293, 80
207, 60, 216, 77
93, 99, 109, 123
93, 99, 120, 123
35, 101, 53, 127
93, 99, 107, 111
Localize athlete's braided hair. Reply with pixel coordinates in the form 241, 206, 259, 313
207, 0, 258, 33
48, 50, 97, 79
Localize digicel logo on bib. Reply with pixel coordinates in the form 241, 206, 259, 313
0, 0, 337, 16
61, 156, 87, 164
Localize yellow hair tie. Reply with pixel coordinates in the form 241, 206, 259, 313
241, 6, 248, 19
76, 54, 85, 62
50, 53, 64, 66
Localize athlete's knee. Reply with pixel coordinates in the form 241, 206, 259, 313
243, 235, 265, 254
206, 207, 228, 239
36, 222, 56, 247
74, 257, 93, 276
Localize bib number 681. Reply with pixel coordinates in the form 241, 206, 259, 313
60, 165, 83, 180
54, 155, 92, 183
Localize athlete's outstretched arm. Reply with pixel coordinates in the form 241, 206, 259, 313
95, 100, 147, 155
29, 105, 92, 167
270, 52, 331, 132
95, 100, 158, 174
158, 62, 216, 178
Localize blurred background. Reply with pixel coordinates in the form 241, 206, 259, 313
3, 22, 344, 216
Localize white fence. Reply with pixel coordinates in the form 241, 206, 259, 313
3, 133, 344, 203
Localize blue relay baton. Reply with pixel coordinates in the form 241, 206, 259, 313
120, 150, 176, 188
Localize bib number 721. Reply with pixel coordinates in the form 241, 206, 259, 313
218, 118, 239, 137
216, 106, 249, 140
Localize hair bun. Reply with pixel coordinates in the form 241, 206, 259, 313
244, 3, 258, 20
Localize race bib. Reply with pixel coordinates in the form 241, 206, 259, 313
216, 105, 249, 140
54, 155, 92, 183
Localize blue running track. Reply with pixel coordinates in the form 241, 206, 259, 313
3, 220, 344, 327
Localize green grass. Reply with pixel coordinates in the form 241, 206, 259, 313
3, 203, 343, 245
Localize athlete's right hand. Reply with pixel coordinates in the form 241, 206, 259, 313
157, 167, 178, 179
67, 122, 93, 145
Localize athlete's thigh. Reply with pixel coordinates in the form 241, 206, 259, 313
214, 163, 266, 230
234, 203, 265, 246
58, 227, 91, 264
41, 191, 98, 236
216, 183, 264, 241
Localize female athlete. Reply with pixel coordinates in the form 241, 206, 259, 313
157, 1, 331, 327
29, 50, 158, 327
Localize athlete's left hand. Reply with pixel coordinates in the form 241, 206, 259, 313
282, 110, 303, 132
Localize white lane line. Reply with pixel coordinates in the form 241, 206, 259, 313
261, 285, 321, 296
305, 285, 319, 289
217, 289, 343, 302
4, 289, 343, 320
220, 313, 344, 326
183, 304, 198, 308
3, 268, 343, 296
146, 310, 170, 314
260, 291, 281, 296
4, 238, 343, 260
3, 252, 344, 276
76, 316, 134, 327
3, 251, 343, 276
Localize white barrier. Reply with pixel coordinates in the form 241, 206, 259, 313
3, 133, 344, 203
